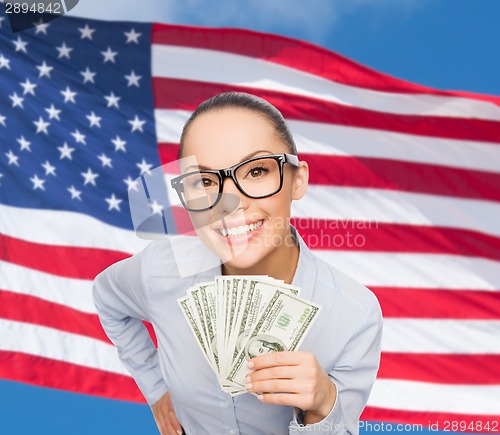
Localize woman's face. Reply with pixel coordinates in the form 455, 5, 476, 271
180, 108, 308, 271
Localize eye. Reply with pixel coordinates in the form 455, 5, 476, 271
203, 177, 216, 186
184, 173, 218, 190
196, 177, 217, 188
247, 164, 269, 178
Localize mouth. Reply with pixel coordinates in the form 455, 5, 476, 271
216, 219, 265, 238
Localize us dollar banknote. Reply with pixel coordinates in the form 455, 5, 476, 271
178, 276, 320, 395
226, 289, 321, 388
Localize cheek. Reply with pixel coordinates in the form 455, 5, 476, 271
254, 200, 292, 239
189, 210, 212, 230
260, 192, 293, 222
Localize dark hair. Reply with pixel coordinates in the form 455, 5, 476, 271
178, 92, 297, 159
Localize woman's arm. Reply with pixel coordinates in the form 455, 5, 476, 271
93, 251, 185, 434
246, 297, 383, 434
92, 250, 168, 406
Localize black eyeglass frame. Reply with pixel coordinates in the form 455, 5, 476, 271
170, 153, 299, 212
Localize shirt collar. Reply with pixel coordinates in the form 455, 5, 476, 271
290, 226, 317, 301
190, 226, 318, 298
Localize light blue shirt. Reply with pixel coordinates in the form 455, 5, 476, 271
93, 228, 382, 434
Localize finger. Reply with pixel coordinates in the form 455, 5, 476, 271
167, 427, 182, 435
247, 365, 304, 382
154, 411, 170, 433
158, 419, 182, 435
155, 394, 183, 435
153, 408, 182, 435
246, 378, 300, 394
249, 351, 313, 370
157, 410, 181, 435
168, 410, 183, 434
160, 423, 182, 435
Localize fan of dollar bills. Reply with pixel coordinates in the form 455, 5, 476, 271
178, 276, 321, 396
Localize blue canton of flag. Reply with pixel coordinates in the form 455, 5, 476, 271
0, 6, 160, 230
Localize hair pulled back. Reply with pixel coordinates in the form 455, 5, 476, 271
178, 92, 297, 158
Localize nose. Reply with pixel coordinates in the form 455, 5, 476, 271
216, 177, 246, 214
222, 176, 240, 194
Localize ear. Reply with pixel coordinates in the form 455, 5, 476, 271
292, 161, 309, 201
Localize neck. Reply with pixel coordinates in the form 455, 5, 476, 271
222, 230, 300, 284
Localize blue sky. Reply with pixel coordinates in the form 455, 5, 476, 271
3, 1, 499, 434
67, 0, 500, 96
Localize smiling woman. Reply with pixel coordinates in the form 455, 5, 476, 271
4, 0, 499, 434
173, 93, 306, 279
92, 92, 383, 435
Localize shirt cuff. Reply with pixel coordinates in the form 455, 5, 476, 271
134, 366, 168, 406
145, 379, 169, 406
289, 381, 352, 433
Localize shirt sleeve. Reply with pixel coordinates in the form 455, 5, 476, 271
92, 249, 168, 406
289, 296, 383, 434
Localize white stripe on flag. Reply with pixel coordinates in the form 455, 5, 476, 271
314, 251, 500, 290
5, 269, 500, 360
368, 379, 500, 414
0, 204, 148, 253
289, 120, 500, 173
297, 186, 500, 236
154, 109, 500, 172
0, 319, 129, 376
3, 207, 499, 290
152, 45, 500, 121
382, 319, 500, 354
0, 261, 96, 314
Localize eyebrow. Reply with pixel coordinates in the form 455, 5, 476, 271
184, 149, 274, 171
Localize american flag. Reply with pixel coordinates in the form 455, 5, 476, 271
1, 6, 500, 432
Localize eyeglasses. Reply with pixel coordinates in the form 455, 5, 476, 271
170, 153, 299, 212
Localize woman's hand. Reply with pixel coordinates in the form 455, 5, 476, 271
245, 351, 337, 425
151, 392, 183, 435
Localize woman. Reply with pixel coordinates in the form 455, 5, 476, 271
93, 92, 382, 434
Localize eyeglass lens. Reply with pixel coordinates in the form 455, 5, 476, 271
180, 157, 281, 210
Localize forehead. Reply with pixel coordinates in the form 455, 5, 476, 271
182, 108, 286, 168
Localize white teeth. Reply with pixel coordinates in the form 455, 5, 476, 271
219, 220, 263, 237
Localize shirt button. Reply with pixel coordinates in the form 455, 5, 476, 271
229, 430, 235, 435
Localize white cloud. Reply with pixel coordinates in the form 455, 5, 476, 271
68, 0, 168, 22
67, 0, 339, 40
67, 0, 429, 44
162, 0, 339, 41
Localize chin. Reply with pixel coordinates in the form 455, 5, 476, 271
222, 247, 271, 272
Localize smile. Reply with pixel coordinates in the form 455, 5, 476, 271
218, 220, 264, 238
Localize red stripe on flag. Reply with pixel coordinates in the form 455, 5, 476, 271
291, 219, 500, 261
151, 23, 432, 94
171, 206, 196, 235
450, 89, 500, 108
0, 290, 109, 343
152, 23, 500, 108
379, 353, 500, 385
159, 143, 500, 202
0, 351, 145, 403
153, 78, 500, 143
143, 320, 158, 348
159, 142, 180, 165
0, 291, 158, 347
304, 154, 500, 202
151, 159, 500, 261
371, 287, 500, 320
0, 233, 130, 280
361, 407, 500, 433
157, 205, 500, 261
